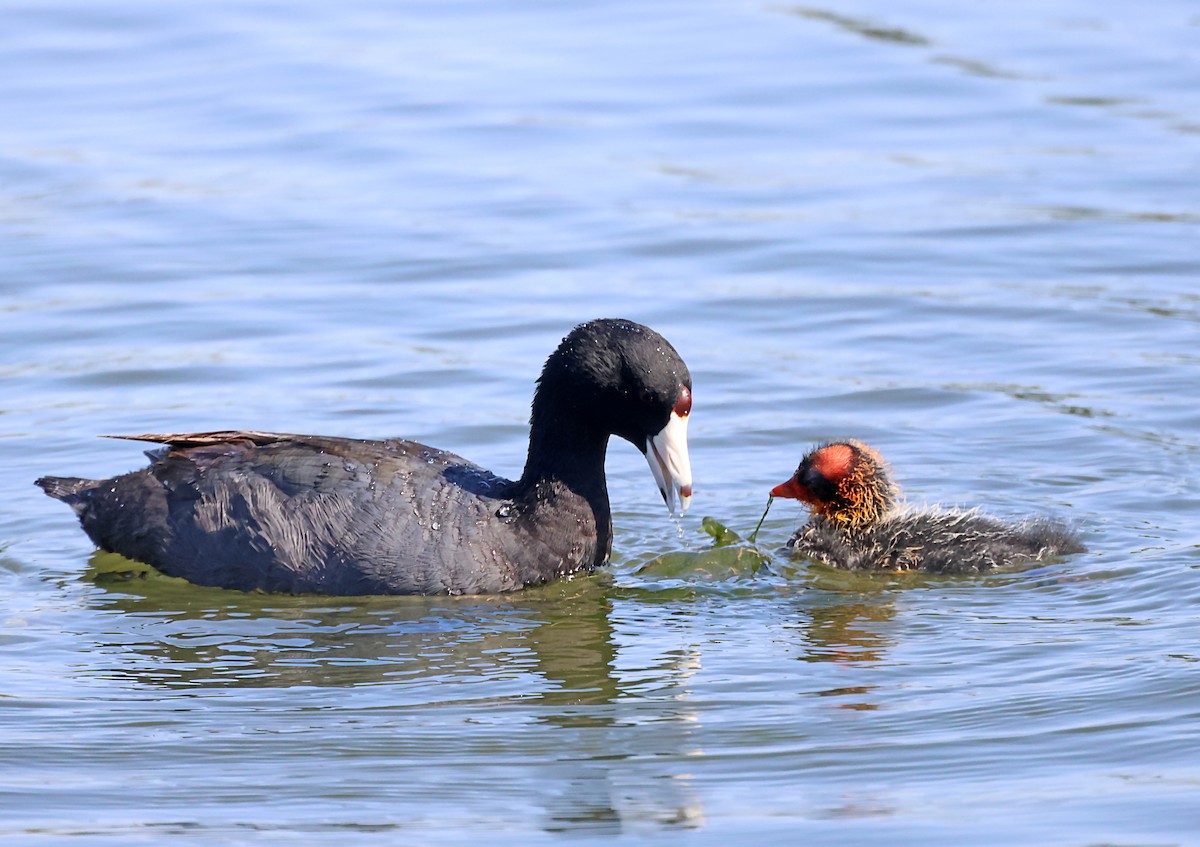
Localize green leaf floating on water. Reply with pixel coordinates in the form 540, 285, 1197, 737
701, 516, 743, 546
635, 516, 773, 580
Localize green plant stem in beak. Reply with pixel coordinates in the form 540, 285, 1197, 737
749, 496, 774, 544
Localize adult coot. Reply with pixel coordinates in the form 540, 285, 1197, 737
769, 440, 1083, 573
37, 318, 694, 595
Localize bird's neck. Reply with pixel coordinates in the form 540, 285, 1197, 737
517, 417, 611, 505
515, 411, 614, 568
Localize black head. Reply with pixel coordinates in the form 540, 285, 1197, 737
529, 318, 693, 513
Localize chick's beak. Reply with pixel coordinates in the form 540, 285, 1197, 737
770, 476, 806, 500
646, 410, 692, 515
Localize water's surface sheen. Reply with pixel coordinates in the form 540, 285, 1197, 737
3, 0, 1199, 843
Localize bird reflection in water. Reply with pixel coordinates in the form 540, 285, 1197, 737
82, 550, 706, 836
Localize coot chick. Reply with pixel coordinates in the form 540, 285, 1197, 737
769, 441, 1083, 573
37, 318, 694, 595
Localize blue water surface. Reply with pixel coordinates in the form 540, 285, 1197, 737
2, 1, 1199, 844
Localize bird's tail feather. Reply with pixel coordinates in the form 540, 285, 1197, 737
35, 476, 99, 503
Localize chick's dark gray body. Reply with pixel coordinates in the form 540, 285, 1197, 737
789, 510, 1085, 574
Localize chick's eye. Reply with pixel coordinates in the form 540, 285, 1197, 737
639, 388, 655, 405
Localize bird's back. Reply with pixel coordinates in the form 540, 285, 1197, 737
38, 432, 541, 594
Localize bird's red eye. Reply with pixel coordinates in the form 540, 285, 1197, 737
673, 385, 692, 417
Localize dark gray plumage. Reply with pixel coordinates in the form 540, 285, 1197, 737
787, 510, 1085, 574
771, 440, 1084, 574
37, 318, 694, 595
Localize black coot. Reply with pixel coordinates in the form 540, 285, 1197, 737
37, 318, 693, 595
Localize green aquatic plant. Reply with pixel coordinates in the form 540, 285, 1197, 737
748, 496, 774, 544
634, 515, 772, 580
701, 515, 743, 546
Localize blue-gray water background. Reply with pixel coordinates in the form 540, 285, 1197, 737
3, 1, 1199, 844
